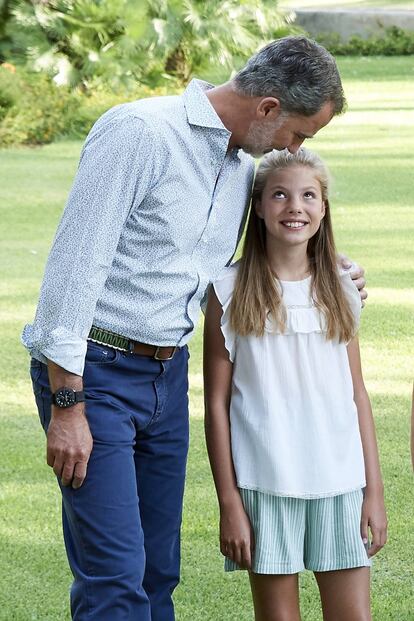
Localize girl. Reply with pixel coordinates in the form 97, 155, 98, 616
204, 148, 387, 621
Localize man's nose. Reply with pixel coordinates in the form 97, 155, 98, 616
287, 138, 305, 154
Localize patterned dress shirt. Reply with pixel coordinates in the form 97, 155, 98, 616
22, 79, 255, 375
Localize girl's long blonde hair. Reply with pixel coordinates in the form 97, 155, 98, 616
230, 148, 356, 342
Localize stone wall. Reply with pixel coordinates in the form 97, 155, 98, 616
293, 9, 414, 41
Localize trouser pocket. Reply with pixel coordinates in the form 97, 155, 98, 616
30, 358, 52, 432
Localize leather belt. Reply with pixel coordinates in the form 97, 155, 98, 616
88, 325, 178, 361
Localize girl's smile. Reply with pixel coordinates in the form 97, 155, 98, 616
280, 219, 309, 229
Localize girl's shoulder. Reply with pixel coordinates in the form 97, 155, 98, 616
215, 260, 240, 282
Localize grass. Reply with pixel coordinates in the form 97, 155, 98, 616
0, 56, 413, 620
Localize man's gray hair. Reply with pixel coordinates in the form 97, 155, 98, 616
234, 36, 346, 117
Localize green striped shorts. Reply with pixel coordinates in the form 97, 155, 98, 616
225, 488, 371, 574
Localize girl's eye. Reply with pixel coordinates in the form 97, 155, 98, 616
273, 191, 286, 198
304, 191, 316, 199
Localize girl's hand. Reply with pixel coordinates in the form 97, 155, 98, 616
360, 491, 387, 557
220, 497, 255, 570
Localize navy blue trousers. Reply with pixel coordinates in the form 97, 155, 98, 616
30, 341, 189, 620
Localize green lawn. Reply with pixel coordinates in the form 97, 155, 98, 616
0, 56, 413, 620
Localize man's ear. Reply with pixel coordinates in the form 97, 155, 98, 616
256, 97, 281, 120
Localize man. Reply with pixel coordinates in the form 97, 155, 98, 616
23, 36, 366, 620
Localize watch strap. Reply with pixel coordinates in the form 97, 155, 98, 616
73, 390, 85, 403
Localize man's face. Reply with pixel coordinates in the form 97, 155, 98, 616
242, 101, 334, 158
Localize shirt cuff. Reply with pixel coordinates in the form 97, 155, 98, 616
21, 324, 87, 376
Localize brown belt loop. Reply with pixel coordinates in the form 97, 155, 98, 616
154, 346, 177, 361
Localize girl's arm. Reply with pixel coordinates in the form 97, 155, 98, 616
347, 336, 387, 557
203, 287, 254, 569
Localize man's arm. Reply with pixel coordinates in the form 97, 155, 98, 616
46, 361, 92, 488
24, 114, 158, 376
25, 115, 158, 485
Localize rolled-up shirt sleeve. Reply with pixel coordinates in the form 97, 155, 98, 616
22, 115, 157, 375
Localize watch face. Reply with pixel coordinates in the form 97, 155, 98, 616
55, 388, 76, 408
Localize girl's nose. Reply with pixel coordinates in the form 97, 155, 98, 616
288, 198, 303, 213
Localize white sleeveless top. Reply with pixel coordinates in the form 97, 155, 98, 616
213, 263, 366, 499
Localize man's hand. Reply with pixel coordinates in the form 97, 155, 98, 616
47, 403, 93, 489
46, 360, 92, 489
338, 253, 367, 306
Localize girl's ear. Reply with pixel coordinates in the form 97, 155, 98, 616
255, 200, 264, 219
321, 200, 326, 218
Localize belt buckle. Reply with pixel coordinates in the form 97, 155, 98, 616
154, 346, 177, 361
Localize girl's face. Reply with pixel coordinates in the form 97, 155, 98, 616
256, 165, 326, 249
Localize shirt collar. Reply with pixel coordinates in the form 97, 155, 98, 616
183, 79, 231, 135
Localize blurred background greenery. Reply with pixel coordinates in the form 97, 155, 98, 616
0, 0, 413, 147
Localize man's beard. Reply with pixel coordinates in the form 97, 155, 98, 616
242, 115, 287, 158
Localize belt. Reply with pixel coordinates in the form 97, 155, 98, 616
88, 326, 178, 361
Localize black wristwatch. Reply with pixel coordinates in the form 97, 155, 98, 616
52, 387, 85, 409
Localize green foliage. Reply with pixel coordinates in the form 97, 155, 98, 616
2, 0, 298, 90
140, 0, 299, 83
2, 0, 144, 88
317, 26, 414, 56
0, 65, 17, 122
0, 64, 80, 146
0, 63, 181, 146
0, 0, 300, 146
66, 82, 181, 138
0, 0, 13, 53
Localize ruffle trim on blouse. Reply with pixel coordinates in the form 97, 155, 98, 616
264, 305, 325, 335
212, 265, 362, 361
265, 270, 361, 335
212, 266, 238, 363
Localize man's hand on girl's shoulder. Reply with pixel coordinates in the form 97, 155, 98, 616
338, 253, 367, 306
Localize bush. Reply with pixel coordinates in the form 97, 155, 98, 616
316, 26, 414, 56
0, 65, 80, 147
0, 65, 180, 147
65, 83, 180, 139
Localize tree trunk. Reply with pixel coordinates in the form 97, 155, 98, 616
165, 45, 190, 84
